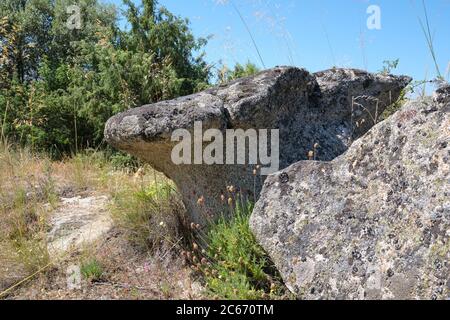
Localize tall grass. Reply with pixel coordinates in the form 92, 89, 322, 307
110, 172, 187, 252
359, 27, 368, 71
418, 0, 442, 80
0, 143, 143, 293
446, 61, 450, 82
62, 151, 111, 192
231, 1, 265, 68
321, 20, 336, 67
1, 101, 8, 144
0, 143, 54, 292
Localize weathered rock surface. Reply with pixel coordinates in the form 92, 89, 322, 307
250, 86, 450, 300
105, 67, 410, 223
47, 196, 112, 256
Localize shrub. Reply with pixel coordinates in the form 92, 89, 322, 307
108, 152, 141, 171
217, 62, 260, 84
379, 59, 399, 75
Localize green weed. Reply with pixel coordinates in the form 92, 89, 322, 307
185, 194, 287, 300
81, 259, 104, 282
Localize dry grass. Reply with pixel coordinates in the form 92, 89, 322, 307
109, 172, 187, 252
446, 61, 450, 82
5, 233, 203, 300
0, 141, 190, 298
0, 142, 283, 300
0, 141, 54, 291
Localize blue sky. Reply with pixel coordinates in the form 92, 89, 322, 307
106, 0, 450, 84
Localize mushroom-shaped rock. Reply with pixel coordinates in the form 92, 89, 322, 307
250, 85, 450, 300
105, 67, 411, 223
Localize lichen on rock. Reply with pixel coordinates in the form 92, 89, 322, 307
250, 85, 450, 300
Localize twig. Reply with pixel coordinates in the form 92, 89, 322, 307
0, 261, 53, 299
352, 95, 380, 125
157, 237, 183, 261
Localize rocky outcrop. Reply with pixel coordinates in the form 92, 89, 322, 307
47, 196, 112, 256
105, 67, 410, 223
250, 85, 450, 300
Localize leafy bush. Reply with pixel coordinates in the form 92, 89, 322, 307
379, 59, 399, 75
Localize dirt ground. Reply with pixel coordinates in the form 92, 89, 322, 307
5, 226, 204, 300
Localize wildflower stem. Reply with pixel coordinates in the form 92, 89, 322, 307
230, 0, 266, 69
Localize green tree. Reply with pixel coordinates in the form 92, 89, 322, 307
122, 0, 210, 95
217, 61, 260, 84
0, 0, 53, 85
0, 0, 211, 156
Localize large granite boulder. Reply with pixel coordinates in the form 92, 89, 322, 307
250, 85, 450, 300
105, 67, 410, 223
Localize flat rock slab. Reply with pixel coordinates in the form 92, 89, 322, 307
250, 86, 450, 300
105, 67, 410, 223
47, 196, 112, 256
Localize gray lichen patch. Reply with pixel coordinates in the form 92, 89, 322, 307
250, 85, 450, 300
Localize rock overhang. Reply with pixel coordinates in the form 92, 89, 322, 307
104, 66, 412, 223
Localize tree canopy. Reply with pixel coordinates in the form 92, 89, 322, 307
0, 0, 211, 156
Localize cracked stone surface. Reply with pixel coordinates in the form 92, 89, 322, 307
250, 85, 450, 300
105, 67, 410, 223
